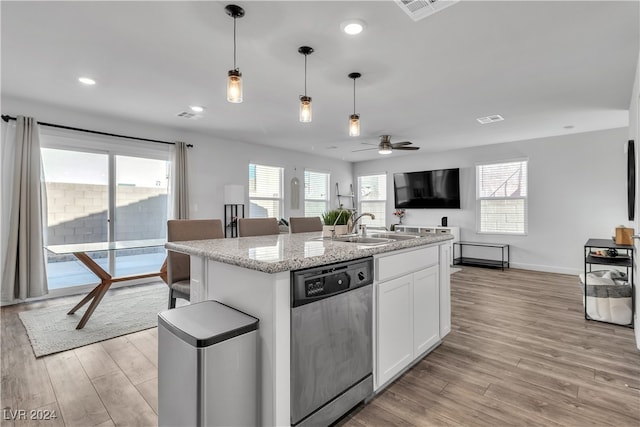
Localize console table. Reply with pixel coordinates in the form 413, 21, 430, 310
46, 239, 166, 329
393, 225, 459, 265
453, 241, 510, 271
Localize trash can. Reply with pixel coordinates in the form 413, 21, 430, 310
158, 300, 259, 427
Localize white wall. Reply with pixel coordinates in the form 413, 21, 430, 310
354, 127, 630, 274
186, 133, 352, 221
2, 95, 354, 224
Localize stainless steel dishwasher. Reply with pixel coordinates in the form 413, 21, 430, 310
290, 257, 373, 426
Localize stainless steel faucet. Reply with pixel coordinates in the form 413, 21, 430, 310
350, 213, 375, 234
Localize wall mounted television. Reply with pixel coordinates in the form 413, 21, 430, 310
394, 168, 460, 209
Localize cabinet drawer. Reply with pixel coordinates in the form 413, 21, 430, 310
376, 246, 438, 282
437, 229, 451, 235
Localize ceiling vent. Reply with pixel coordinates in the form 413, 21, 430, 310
476, 115, 505, 125
394, 0, 460, 22
176, 111, 202, 120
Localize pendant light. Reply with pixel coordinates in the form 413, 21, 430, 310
298, 46, 314, 123
348, 72, 361, 136
225, 4, 245, 103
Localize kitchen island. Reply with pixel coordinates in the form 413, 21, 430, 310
165, 231, 453, 426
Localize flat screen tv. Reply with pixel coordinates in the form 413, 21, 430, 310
394, 168, 460, 209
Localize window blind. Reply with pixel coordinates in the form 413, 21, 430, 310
358, 174, 387, 228
304, 169, 329, 218
249, 163, 283, 218
477, 160, 528, 234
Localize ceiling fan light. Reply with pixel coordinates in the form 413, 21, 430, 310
300, 95, 312, 123
349, 114, 360, 137
227, 69, 242, 103
379, 140, 393, 155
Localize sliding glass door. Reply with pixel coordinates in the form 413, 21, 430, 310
113, 155, 168, 277
42, 148, 110, 289
41, 142, 170, 291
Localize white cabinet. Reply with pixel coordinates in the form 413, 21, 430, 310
439, 243, 451, 338
413, 266, 440, 355
376, 275, 414, 386
375, 262, 440, 389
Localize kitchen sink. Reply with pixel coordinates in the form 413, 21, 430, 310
331, 236, 395, 245
311, 232, 420, 246
369, 232, 420, 241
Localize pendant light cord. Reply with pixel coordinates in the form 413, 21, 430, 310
233, 17, 237, 70
353, 77, 356, 114
304, 54, 308, 96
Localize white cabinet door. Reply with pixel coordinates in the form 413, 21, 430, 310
439, 244, 451, 338
376, 274, 413, 387
413, 266, 440, 356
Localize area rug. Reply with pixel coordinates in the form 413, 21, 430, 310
19, 285, 168, 357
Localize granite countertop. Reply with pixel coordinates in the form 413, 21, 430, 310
165, 232, 453, 274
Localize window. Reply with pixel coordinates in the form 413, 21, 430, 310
304, 169, 329, 218
249, 163, 283, 218
476, 159, 528, 234
357, 174, 387, 228
41, 139, 170, 291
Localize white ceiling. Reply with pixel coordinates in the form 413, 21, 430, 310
2, 1, 638, 162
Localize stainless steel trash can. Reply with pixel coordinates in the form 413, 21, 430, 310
158, 300, 259, 427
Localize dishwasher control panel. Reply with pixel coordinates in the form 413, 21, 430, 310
291, 257, 373, 307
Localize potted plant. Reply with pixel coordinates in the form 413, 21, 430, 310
321, 208, 353, 237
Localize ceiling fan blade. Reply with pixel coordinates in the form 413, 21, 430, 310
393, 146, 420, 150
391, 141, 412, 147
352, 147, 378, 152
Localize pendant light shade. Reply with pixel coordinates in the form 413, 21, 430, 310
298, 46, 314, 123
348, 72, 361, 137
225, 5, 245, 103
227, 69, 242, 103
300, 95, 312, 123
349, 114, 360, 137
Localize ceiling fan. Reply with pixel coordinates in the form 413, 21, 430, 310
353, 135, 420, 155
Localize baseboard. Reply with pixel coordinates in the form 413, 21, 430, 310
0, 278, 163, 306
507, 262, 581, 276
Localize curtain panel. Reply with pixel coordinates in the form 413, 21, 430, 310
1, 116, 48, 303
171, 141, 189, 220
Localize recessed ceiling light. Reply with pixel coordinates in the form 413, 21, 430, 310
341, 19, 366, 35
78, 77, 96, 85
189, 106, 205, 113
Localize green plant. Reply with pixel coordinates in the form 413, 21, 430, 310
321, 208, 352, 226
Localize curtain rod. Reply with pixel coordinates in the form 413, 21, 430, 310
1, 115, 193, 148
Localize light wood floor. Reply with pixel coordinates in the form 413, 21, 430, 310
2, 267, 639, 426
